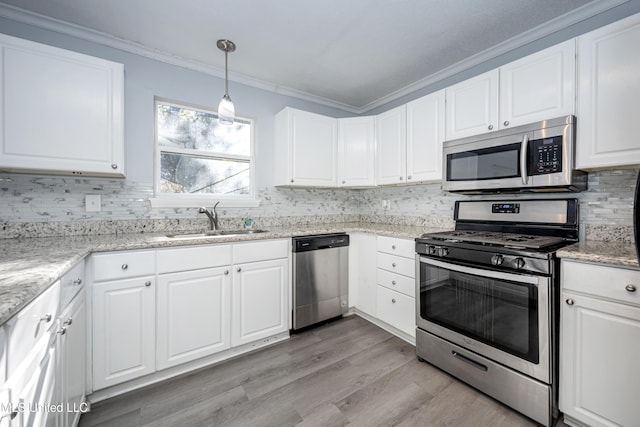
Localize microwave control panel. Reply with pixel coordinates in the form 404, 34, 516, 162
529, 136, 563, 175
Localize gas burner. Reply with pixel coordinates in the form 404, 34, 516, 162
420, 230, 569, 250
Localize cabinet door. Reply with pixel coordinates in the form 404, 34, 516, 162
406, 90, 445, 183
59, 291, 86, 427
0, 34, 125, 177
232, 259, 288, 346
92, 276, 155, 390
445, 70, 499, 140
157, 267, 231, 370
338, 116, 375, 187
275, 108, 337, 187
576, 14, 640, 169
500, 40, 575, 128
560, 291, 640, 427
376, 105, 407, 185
349, 233, 378, 316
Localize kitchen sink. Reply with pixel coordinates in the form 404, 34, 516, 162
165, 229, 269, 239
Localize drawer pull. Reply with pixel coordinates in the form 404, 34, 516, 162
237, 267, 242, 273
57, 327, 67, 335
73, 278, 83, 285
63, 318, 73, 326
121, 264, 129, 270
145, 281, 152, 287
40, 313, 52, 323
392, 245, 396, 250
392, 280, 396, 285
626, 284, 637, 293
224, 270, 229, 275
392, 263, 396, 268
1, 410, 18, 420
566, 298, 574, 306
392, 298, 396, 303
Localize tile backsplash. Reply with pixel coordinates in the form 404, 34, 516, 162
0, 169, 637, 241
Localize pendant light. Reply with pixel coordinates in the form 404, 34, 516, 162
217, 39, 236, 125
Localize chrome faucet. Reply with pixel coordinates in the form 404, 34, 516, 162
199, 202, 220, 231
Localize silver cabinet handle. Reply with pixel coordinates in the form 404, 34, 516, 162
145, 281, 151, 287
73, 278, 82, 285
111, 164, 118, 170
64, 318, 73, 326
391, 263, 396, 268
391, 298, 396, 303
392, 245, 396, 250
121, 264, 128, 270
290, 179, 294, 183
342, 180, 346, 184
392, 280, 396, 285
224, 270, 229, 275
0, 409, 18, 420
503, 120, 510, 126
566, 298, 574, 305
399, 176, 403, 181
407, 175, 412, 180
57, 327, 67, 335
488, 124, 494, 130
626, 284, 637, 293
41, 314, 52, 322
237, 267, 242, 272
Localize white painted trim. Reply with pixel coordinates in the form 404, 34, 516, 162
0, 0, 629, 114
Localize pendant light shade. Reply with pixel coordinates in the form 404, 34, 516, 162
217, 39, 236, 125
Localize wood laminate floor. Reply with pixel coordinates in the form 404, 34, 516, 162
79, 316, 567, 427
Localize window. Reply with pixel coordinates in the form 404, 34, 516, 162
152, 99, 257, 207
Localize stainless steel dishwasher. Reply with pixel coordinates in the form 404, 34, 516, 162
292, 233, 349, 331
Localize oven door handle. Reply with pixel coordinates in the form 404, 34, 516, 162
419, 256, 544, 285
520, 133, 529, 185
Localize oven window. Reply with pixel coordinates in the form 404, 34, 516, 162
447, 142, 520, 181
419, 262, 539, 363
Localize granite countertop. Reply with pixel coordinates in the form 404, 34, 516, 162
557, 240, 640, 269
0, 222, 443, 326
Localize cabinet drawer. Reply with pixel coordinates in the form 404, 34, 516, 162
377, 236, 415, 258
233, 239, 289, 264
5, 280, 60, 374
92, 250, 156, 281
377, 252, 415, 278
60, 260, 84, 310
157, 245, 232, 273
562, 261, 640, 307
376, 286, 416, 337
377, 268, 415, 298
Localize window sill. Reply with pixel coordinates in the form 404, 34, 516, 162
149, 197, 261, 209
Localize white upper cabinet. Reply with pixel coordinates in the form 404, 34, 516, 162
376, 105, 407, 185
576, 13, 640, 169
500, 39, 575, 128
445, 70, 499, 140
338, 116, 375, 187
0, 34, 125, 177
446, 40, 575, 140
406, 90, 445, 183
274, 107, 338, 187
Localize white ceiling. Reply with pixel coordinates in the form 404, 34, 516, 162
0, 0, 628, 112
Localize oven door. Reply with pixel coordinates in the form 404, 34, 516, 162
416, 256, 551, 383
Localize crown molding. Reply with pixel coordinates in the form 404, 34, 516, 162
0, 0, 630, 115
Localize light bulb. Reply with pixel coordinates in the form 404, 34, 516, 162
218, 94, 235, 125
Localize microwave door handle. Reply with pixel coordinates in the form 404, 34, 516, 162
520, 134, 529, 185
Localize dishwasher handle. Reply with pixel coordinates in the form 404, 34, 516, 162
293, 233, 350, 252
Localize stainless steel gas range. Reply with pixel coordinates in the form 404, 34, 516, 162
415, 199, 579, 427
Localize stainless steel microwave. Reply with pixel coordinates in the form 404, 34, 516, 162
442, 116, 586, 194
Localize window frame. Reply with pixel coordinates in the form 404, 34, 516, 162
149, 98, 259, 208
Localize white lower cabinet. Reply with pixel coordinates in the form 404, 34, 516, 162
376, 286, 415, 337
232, 259, 288, 346
349, 233, 378, 316
157, 267, 231, 370
560, 260, 640, 427
90, 240, 290, 393
92, 276, 156, 390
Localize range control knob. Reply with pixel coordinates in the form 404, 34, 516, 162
491, 254, 504, 266
437, 247, 449, 257
428, 246, 437, 256
513, 257, 526, 269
